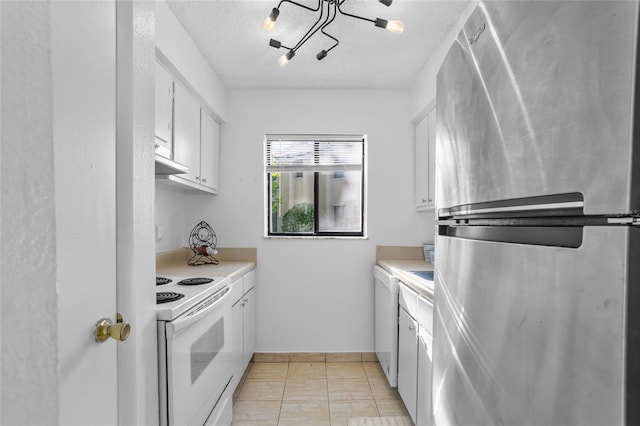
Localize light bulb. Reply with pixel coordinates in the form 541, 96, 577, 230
264, 8, 279, 31
278, 50, 295, 67
264, 17, 276, 31
278, 54, 290, 67
385, 20, 404, 34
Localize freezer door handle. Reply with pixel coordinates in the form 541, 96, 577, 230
608, 217, 640, 225
439, 225, 583, 248
438, 192, 584, 220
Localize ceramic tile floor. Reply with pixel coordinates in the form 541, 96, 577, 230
232, 360, 412, 426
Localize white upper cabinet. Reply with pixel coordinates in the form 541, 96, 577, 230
173, 82, 201, 184
200, 110, 220, 193
415, 103, 436, 211
427, 107, 436, 208
415, 116, 429, 209
159, 74, 219, 195
155, 62, 174, 158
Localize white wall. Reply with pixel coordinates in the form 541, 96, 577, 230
179, 89, 432, 352
1, 2, 59, 422
155, 184, 187, 251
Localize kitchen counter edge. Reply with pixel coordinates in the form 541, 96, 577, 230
377, 259, 434, 300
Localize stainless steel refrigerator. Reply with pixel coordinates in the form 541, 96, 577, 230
434, 1, 640, 425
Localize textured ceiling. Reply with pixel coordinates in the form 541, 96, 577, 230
167, 0, 471, 89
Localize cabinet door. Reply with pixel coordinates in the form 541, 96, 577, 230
231, 297, 244, 391
417, 328, 433, 426
200, 110, 220, 193
415, 105, 436, 211
243, 287, 256, 370
415, 114, 429, 210
173, 83, 200, 183
154, 62, 173, 158
427, 107, 436, 209
398, 307, 418, 423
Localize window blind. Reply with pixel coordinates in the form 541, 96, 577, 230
265, 135, 365, 173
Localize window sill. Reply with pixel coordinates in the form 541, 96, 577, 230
263, 235, 368, 240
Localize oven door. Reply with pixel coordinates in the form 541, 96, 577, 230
165, 286, 234, 426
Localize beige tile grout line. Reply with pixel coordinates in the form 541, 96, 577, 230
363, 363, 382, 418
324, 362, 330, 424
274, 362, 286, 426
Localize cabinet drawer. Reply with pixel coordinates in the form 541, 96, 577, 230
230, 278, 243, 305
399, 282, 418, 319
243, 269, 256, 294
417, 295, 433, 335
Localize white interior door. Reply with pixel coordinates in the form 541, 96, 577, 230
52, 2, 119, 424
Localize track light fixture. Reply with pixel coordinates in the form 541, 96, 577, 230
265, 0, 404, 66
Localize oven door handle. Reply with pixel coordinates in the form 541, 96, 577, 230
168, 286, 231, 335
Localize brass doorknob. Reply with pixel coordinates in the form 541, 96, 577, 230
94, 318, 131, 343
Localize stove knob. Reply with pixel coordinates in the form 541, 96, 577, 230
94, 317, 131, 343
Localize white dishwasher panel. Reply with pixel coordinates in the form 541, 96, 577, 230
374, 265, 399, 387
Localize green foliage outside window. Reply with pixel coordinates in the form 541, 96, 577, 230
282, 202, 314, 232
271, 172, 281, 218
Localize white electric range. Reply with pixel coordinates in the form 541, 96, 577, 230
156, 273, 234, 426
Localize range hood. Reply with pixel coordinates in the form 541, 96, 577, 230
155, 155, 188, 175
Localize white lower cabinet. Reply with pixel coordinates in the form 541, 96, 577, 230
398, 282, 434, 426
231, 278, 244, 391
242, 286, 256, 369
398, 306, 418, 423
230, 270, 257, 391
417, 326, 433, 426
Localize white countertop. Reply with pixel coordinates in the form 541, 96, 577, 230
157, 259, 255, 284
157, 247, 256, 282
156, 248, 256, 320
377, 258, 434, 300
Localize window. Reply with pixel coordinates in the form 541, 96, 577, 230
265, 135, 366, 237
